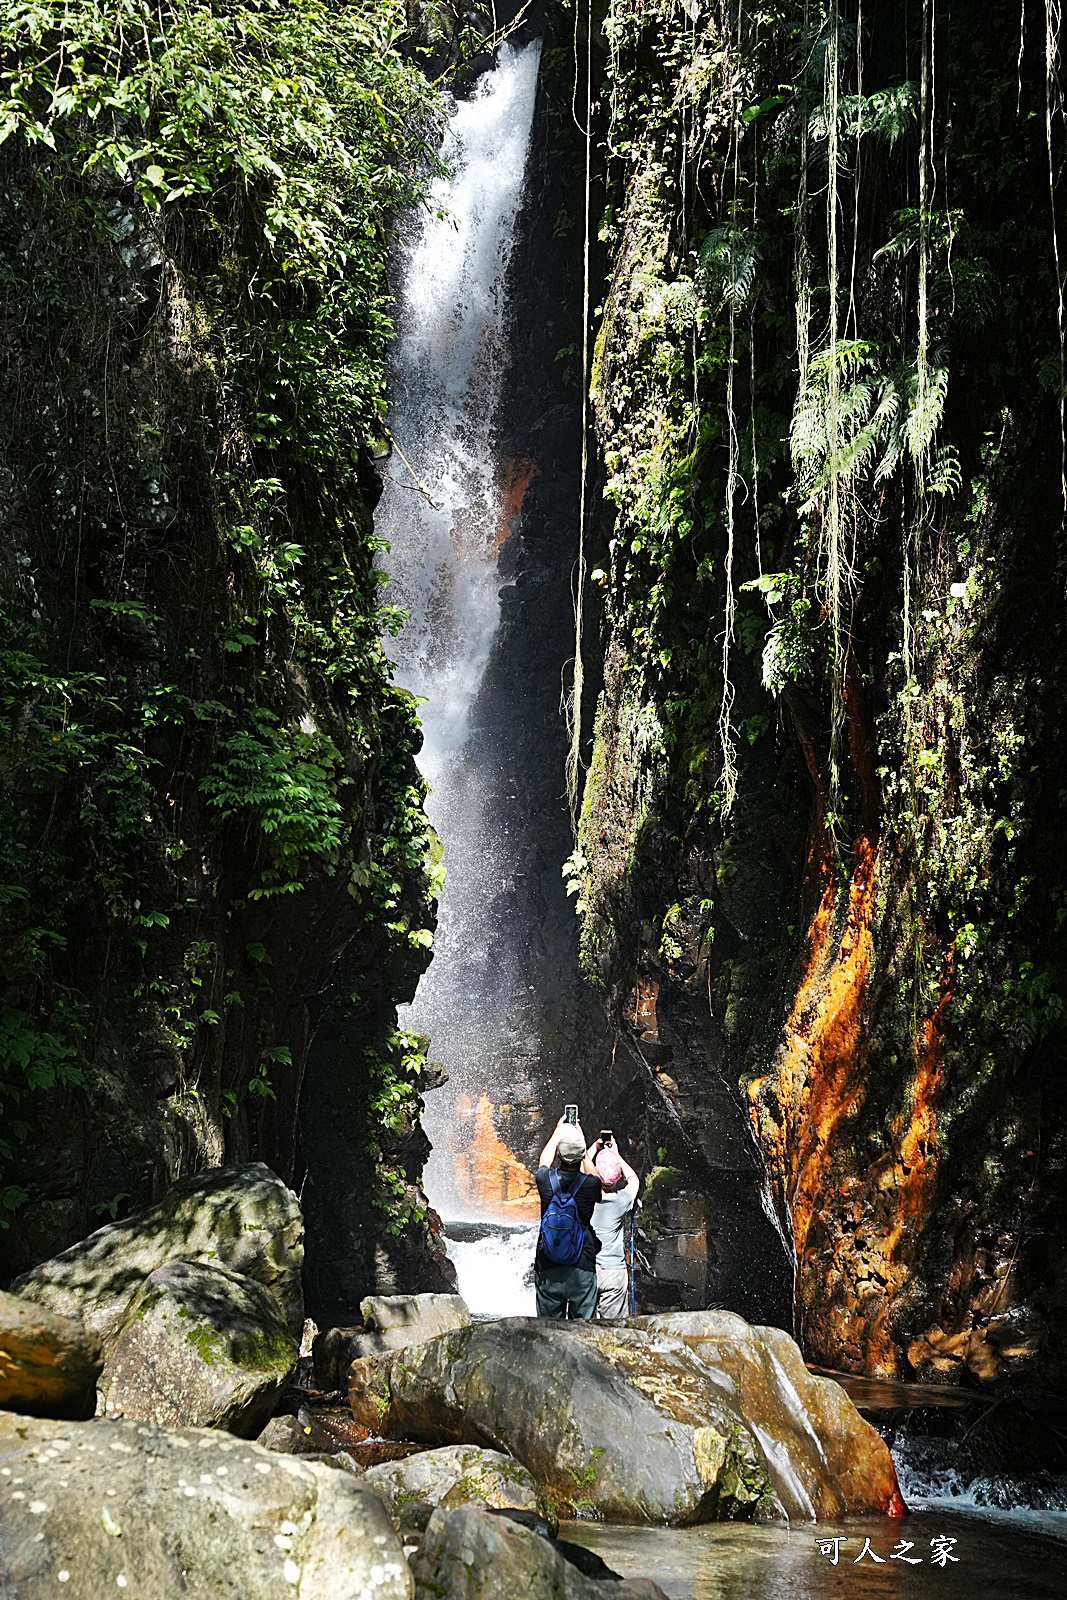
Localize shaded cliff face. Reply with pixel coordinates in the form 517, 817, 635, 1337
575, 0, 1067, 1386
0, 5, 454, 1315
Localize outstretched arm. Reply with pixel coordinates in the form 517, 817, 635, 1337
538, 1114, 587, 1169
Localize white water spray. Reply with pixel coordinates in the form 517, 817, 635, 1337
377, 43, 543, 1279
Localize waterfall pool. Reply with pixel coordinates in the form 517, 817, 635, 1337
561, 1509, 1067, 1599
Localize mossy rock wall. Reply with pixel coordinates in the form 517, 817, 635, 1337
573, 0, 1067, 1388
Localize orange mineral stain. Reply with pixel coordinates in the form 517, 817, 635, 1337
759, 833, 878, 1263
452, 1092, 540, 1220
495, 457, 536, 554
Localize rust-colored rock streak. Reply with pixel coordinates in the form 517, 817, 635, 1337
452, 1093, 540, 1220
752, 834, 877, 1273
751, 831, 957, 1376
495, 457, 536, 554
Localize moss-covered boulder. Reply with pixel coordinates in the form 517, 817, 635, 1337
0, 1289, 102, 1420
11, 1164, 304, 1346
0, 1411, 411, 1599
100, 1260, 297, 1437
346, 1314, 903, 1523
363, 1444, 543, 1531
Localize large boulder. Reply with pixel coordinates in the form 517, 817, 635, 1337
99, 1259, 298, 1436
410, 1505, 668, 1600
640, 1310, 905, 1516
314, 1293, 470, 1390
0, 1290, 102, 1420
363, 1444, 543, 1530
0, 1410, 412, 1599
347, 1314, 904, 1524
11, 1163, 304, 1345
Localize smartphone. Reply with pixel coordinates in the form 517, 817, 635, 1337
600, 1129, 613, 1143
564, 1104, 578, 1125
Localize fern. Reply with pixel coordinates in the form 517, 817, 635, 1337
699, 225, 761, 310
810, 82, 919, 147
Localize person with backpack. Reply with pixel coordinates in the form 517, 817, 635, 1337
533, 1113, 603, 1318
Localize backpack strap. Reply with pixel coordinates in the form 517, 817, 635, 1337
549, 1168, 563, 1201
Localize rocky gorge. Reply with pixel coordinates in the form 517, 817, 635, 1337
0, 1168, 906, 1595
1, 0, 1067, 1595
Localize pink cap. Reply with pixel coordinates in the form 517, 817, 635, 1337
595, 1148, 623, 1187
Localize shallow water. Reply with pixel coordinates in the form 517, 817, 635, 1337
561, 1510, 1067, 1599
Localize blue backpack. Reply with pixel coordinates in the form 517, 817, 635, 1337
539, 1170, 587, 1266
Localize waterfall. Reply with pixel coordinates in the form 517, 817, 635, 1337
376, 40, 543, 1293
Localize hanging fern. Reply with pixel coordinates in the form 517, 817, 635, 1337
698, 224, 762, 309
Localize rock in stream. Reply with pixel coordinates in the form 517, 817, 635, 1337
100, 1259, 298, 1435
11, 1163, 304, 1345
410, 1505, 668, 1600
0, 1291, 101, 1421
347, 1312, 904, 1523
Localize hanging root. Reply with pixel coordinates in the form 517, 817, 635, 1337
565, 0, 595, 834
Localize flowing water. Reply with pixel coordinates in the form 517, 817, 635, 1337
561, 1510, 1067, 1599
376, 41, 544, 1263
443, 1221, 537, 1317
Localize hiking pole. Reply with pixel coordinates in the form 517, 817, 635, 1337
629, 1211, 636, 1316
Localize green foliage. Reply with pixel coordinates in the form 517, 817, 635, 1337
200, 722, 347, 898
0, 0, 440, 446
0, 1, 445, 1213
366, 1028, 423, 1134
809, 81, 918, 146
699, 226, 761, 310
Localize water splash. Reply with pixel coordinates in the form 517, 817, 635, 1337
444, 1222, 538, 1316
377, 42, 543, 1222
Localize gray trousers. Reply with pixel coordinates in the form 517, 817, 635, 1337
596, 1265, 629, 1318
534, 1261, 598, 1319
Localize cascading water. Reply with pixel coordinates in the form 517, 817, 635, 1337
376, 41, 544, 1311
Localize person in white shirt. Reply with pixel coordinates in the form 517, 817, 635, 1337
588, 1134, 640, 1317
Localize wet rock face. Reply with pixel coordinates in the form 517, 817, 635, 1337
0, 1412, 413, 1600
346, 1314, 902, 1523
410, 1504, 668, 1600
639, 1312, 904, 1519
0, 1291, 101, 1420
363, 1443, 543, 1531
11, 1163, 304, 1346
99, 1260, 297, 1436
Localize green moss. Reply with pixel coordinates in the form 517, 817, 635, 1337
184, 1322, 223, 1369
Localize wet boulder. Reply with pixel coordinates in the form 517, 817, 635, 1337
347, 1315, 903, 1524
410, 1505, 668, 1600
11, 1163, 304, 1346
99, 1259, 298, 1436
640, 1310, 905, 1520
364, 1443, 542, 1530
0, 1410, 411, 1599
257, 1414, 325, 1455
0, 1290, 102, 1420
314, 1293, 470, 1390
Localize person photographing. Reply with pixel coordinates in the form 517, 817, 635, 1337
533, 1110, 602, 1319
590, 1132, 640, 1318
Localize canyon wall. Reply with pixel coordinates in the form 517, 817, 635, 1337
0, 3, 453, 1318
572, 0, 1067, 1386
